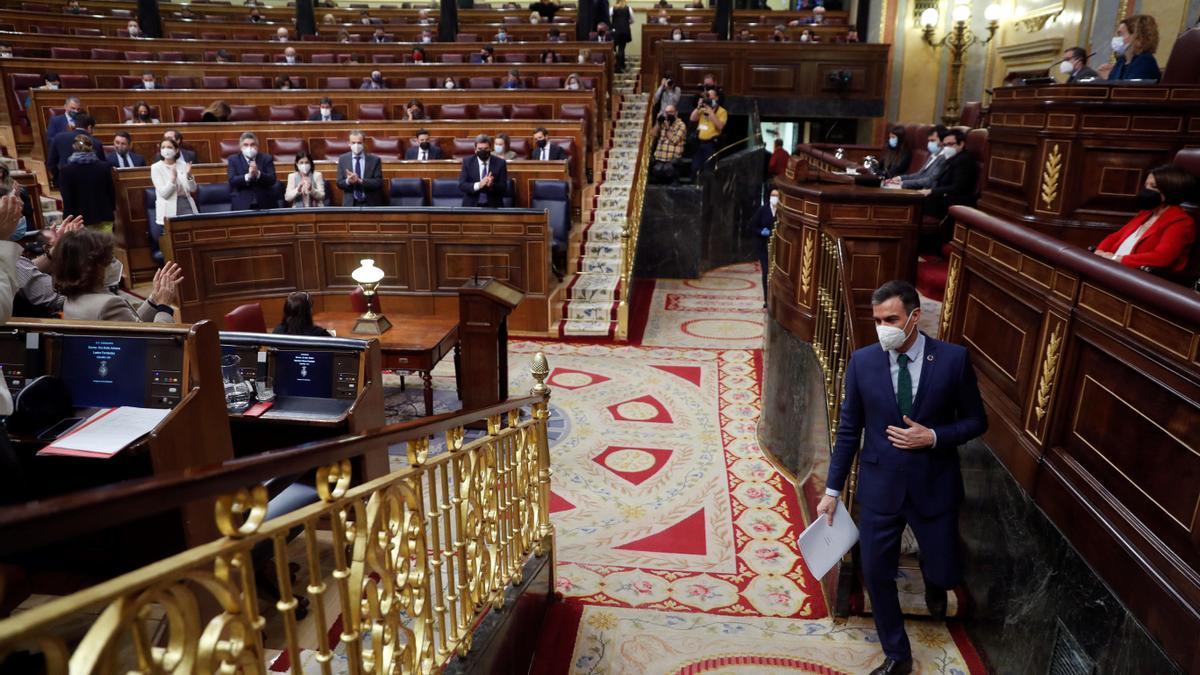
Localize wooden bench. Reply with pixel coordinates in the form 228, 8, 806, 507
1, 0, 576, 23
113, 158, 572, 277
2, 59, 608, 151
0, 7, 575, 41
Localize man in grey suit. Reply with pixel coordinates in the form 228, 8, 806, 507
885, 126, 949, 190
336, 130, 385, 206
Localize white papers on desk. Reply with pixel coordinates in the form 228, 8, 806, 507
39, 406, 171, 458
798, 500, 859, 579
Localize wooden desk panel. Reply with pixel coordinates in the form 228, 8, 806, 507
644, 40, 888, 106
169, 208, 554, 334
979, 83, 1200, 246
942, 206, 1200, 673
0, 59, 608, 151
643, 26, 868, 90
113, 159, 571, 278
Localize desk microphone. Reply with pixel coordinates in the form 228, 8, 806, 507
472, 265, 520, 285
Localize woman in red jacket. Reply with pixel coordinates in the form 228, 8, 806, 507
1095, 166, 1196, 271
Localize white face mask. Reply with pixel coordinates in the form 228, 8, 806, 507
143, 81, 154, 89
350, 143, 364, 155
444, 80, 455, 89
0, 52, 11, 58
47, 83, 59, 90
1058, 60, 1074, 74
422, 36, 431, 43
800, 33, 810, 42
876, 310, 915, 352
927, 140, 939, 154
769, 195, 779, 207
298, 163, 311, 175
567, 82, 580, 90
494, 143, 505, 153
941, 146, 958, 158
1111, 35, 1127, 54
160, 148, 176, 160
242, 146, 257, 160
672, 32, 682, 40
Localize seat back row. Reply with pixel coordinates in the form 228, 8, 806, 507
26, 47, 594, 66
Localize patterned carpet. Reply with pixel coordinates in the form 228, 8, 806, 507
376, 263, 982, 674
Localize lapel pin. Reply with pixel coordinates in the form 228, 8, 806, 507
927, 354, 934, 362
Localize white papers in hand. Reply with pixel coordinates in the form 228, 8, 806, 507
798, 500, 859, 579
41, 406, 171, 458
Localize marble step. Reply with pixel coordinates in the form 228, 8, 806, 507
578, 257, 620, 274
583, 240, 622, 258
565, 272, 620, 302
560, 318, 615, 337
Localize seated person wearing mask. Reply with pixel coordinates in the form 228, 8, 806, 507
1059, 46, 1099, 82
11, 214, 84, 317
1101, 14, 1161, 81
531, 127, 566, 161
879, 126, 911, 180
309, 97, 345, 121
494, 134, 518, 161
405, 129, 443, 160
916, 130, 977, 219
54, 230, 184, 323
1094, 166, 1196, 272
884, 126, 950, 190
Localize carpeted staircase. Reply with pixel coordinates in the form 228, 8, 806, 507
558, 59, 647, 338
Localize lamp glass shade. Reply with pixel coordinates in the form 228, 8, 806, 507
951, 4, 970, 23
351, 259, 385, 285
920, 7, 939, 27
983, 3, 1002, 21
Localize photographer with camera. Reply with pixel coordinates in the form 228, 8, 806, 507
653, 76, 681, 114
650, 104, 687, 183
689, 89, 727, 175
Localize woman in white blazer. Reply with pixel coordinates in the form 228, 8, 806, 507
149, 137, 197, 265
284, 152, 326, 207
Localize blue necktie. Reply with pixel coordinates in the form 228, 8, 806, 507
354, 156, 364, 202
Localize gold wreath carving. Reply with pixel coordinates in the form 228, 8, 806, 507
1034, 324, 1064, 422
800, 230, 815, 297
1040, 144, 1062, 209
939, 254, 961, 338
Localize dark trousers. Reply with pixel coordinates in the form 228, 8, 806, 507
858, 497, 962, 661
615, 41, 627, 71
756, 239, 769, 302
693, 139, 717, 175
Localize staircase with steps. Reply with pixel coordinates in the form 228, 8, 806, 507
557, 58, 648, 338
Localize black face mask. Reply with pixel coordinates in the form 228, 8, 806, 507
419, 141, 430, 150
536, 139, 547, 148
1136, 188, 1162, 211
476, 149, 491, 161
666, 114, 676, 122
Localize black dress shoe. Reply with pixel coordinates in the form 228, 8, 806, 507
925, 584, 948, 620
869, 657, 913, 675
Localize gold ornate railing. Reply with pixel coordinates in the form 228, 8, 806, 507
811, 233, 858, 505
615, 92, 654, 341
0, 354, 557, 674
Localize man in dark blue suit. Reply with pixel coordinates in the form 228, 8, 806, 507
457, 134, 508, 208
817, 280, 987, 675
745, 188, 778, 304
227, 132, 278, 210
47, 113, 104, 184
106, 131, 145, 169
530, 127, 567, 161
45, 96, 82, 141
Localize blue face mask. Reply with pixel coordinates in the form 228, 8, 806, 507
927, 140, 939, 154
9, 215, 26, 242
888, 137, 898, 149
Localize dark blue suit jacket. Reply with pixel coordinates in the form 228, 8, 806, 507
105, 150, 146, 168
1108, 52, 1161, 81
826, 335, 987, 517
46, 113, 75, 140
227, 152, 278, 210
746, 204, 774, 237
47, 130, 104, 182
457, 155, 508, 207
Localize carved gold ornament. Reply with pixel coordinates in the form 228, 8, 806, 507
1040, 144, 1062, 209
1014, 8, 1062, 32
940, 254, 962, 338
800, 229, 815, 297
1034, 324, 1064, 421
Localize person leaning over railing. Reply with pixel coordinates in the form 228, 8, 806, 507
1094, 166, 1196, 272
0, 192, 33, 500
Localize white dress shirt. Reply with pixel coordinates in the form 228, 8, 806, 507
472, 157, 490, 191
1114, 221, 1154, 258
825, 332, 936, 498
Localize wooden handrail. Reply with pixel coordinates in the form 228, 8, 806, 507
0, 395, 542, 556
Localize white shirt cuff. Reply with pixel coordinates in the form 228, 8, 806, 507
824, 487, 841, 497
245, 172, 253, 182
473, 181, 482, 191
930, 429, 937, 449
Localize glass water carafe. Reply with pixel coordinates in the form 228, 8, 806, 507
221, 354, 253, 413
